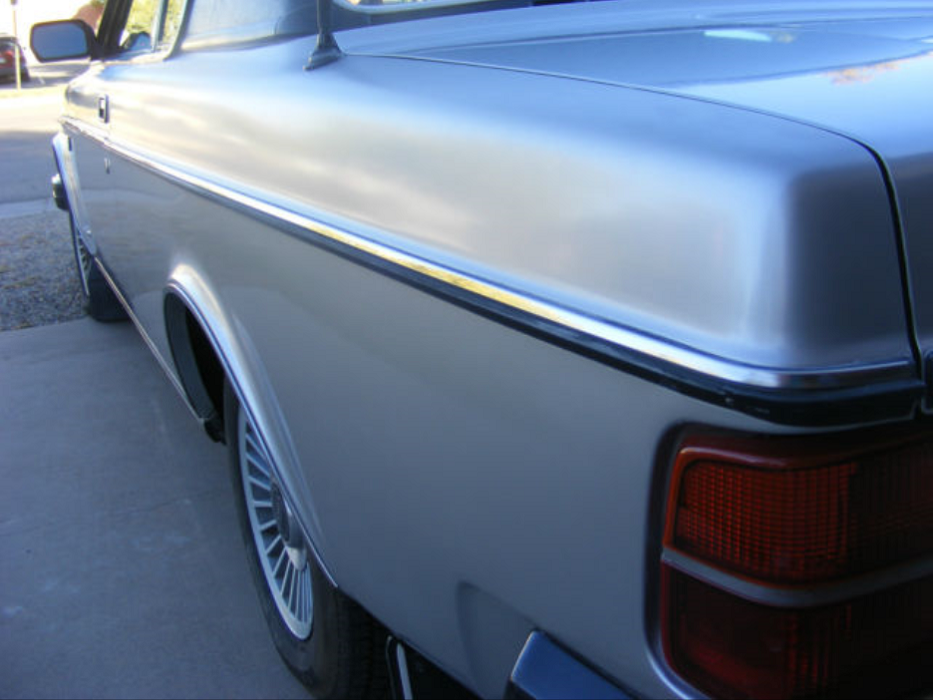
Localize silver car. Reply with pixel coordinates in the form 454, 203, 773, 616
32, 0, 933, 698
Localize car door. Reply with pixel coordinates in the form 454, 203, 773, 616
66, 0, 185, 334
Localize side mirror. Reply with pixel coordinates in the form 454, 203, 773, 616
30, 20, 99, 62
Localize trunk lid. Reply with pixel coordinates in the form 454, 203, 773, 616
386, 1, 933, 396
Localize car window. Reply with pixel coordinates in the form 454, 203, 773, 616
120, 0, 160, 53
185, 0, 314, 45
73, 1, 106, 32
158, 0, 185, 49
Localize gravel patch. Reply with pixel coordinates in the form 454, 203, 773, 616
0, 203, 86, 331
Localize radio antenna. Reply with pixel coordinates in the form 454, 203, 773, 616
307, 0, 342, 69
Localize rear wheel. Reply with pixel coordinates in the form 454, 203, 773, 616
224, 382, 389, 699
69, 215, 127, 322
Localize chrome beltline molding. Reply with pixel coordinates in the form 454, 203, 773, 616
61, 117, 918, 399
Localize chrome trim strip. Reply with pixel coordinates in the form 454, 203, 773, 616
61, 117, 108, 146
63, 116, 917, 395
395, 642, 414, 700
662, 548, 933, 608
94, 260, 198, 420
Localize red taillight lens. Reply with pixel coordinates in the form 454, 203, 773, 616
667, 437, 933, 584
661, 428, 933, 699
662, 566, 933, 700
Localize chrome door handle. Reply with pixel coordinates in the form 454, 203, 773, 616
98, 95, 109, 123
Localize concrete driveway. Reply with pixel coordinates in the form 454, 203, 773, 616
0, 319, 311, 699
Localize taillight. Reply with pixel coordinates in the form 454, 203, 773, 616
0, 49, 13, 65
661, 427, 933, 699
662, 568, 932, 700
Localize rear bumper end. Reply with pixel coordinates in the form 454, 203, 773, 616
51, 173, 68, 211
506, 632, 633, 700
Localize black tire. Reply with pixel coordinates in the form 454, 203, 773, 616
69, 214, 127, 322
223, 381, 389, 699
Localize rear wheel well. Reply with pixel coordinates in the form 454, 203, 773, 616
164, 293, 226, 443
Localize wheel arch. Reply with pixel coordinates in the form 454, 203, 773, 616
162, 271, 339, 589
164, 291, 226, 442
162, 271, 264, 448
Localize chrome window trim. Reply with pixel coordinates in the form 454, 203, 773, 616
334, 0, 502, 15
63, 116, 922, 423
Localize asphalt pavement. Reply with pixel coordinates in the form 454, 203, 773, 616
1, 80, 311, 699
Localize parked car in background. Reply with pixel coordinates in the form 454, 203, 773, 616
0, 33, 29, 83
31, 0, 933, 698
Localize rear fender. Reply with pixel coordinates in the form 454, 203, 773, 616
163, 269, 337, 589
